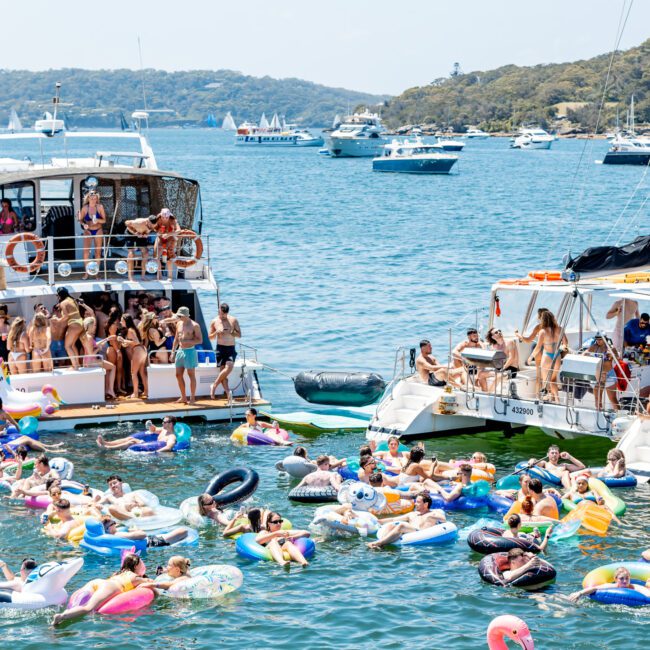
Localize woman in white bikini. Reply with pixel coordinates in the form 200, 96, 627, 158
28, 313, 53, 373
7, 317, 30, 375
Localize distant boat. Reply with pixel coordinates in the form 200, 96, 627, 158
34, 111, 64, 137
222, 112, 236, 130
259, 113, 270, 129
465, 127, 490, 139
7, 108, 22, 132
119, 111, 130, 131
373, 137, 458, 174
206, 113, 218, 128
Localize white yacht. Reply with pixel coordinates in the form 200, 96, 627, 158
235, 120, 323, 147
511, 127, 554, 150
465, 127, 490, 139
0, 92, 267, 432
365, 242, 650, 481
373, 138, 458, 174
602, 132, 650, 165
326, 110, 388, 157
435, 136, 464, 152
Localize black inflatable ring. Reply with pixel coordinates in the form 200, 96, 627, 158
205, 467, 259, 506
478, 552, 556, 590
467, 527, 541, 555
288, 485, 339, 503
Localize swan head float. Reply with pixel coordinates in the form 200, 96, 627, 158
337, 481, 387, 512
487, 615, 534, 649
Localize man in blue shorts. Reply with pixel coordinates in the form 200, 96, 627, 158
171, 307, 202, 404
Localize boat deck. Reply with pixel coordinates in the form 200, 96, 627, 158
40, 396, 271, 432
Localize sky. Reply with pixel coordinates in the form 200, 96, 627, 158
3, 0, 647, 96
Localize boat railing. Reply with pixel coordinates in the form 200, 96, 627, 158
0, 232, 213, 286
375, 346, 412, 416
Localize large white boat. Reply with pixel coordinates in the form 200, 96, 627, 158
0, 107, 267, 432
234, 118, 323, 147
373, 138, 458, 174
326, 110, 388, 157
365, 243, 650, 480
465, 127, 490, 139
602, 97, 650, 165
511, 127, 554, 150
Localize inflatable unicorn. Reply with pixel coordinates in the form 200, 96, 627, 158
0, 558, 84, 610
0, 364, 64, 418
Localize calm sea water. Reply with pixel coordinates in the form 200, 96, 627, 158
2, 131, 650, 648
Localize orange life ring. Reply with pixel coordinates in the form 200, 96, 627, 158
5, 232, 46, 274
528, 271, 562, 281
172, 229, 203, 268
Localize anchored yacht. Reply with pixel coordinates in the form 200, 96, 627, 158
465, 127, 490, 139
602, 133, 650, 165
0, 99, 267, 432
327, 110, 388, 158
235, 119, 323, 147
366, 237, 650, 480
373, 138, 458, 174
511, 127, 554, 150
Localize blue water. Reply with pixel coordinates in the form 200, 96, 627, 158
2, 132, 650, 648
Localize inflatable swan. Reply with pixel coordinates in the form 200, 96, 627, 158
0, 365, 64, 418
0, 558, 84, 609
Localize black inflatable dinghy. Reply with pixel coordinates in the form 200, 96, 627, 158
294, 371, 385, 407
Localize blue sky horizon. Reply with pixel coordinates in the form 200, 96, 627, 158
5, 0, 647, 95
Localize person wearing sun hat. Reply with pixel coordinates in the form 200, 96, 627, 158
171, 306, 202, 404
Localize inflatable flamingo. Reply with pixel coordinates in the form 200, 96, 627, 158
487, 615, 534, 649
0, 364, 64, 419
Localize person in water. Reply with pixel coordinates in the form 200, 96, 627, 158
501, 548, 540, 583
519, 495, 559, 524
563, 474, 604, 505
296, 455, 342, 490
429, 463, 473, 502
152, 556, 192, 590
11, 455, 59, 497
196, 494, 231, 525
0, 557, 38, 593
569, 566, 650, 603
503, 514, 553, 553
97, 417, 178, 451
587, 449, 627, 480
241, 408, 291, 446
374, 436, 409, 470
255, 511, 311, 567
97, 475, 155, 521
43, 499, 82, 540
395, 446, 443, 490
100, 516, 188, 547
527, 479, 560, 519
528, 445, 585, 490
223, 507, 272, 538
52, 553, 153, 626
367, 493, 445, 549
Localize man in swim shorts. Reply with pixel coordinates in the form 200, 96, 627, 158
452, 329, 489, 391
96, 474, 155, 521
367, 493, 446, 549
171, 307, 203, 404
528, 445, 585, 489
415, 339, 463, 388
124, 215, 157, 281
96, 416, 177, 452
209, 303, 241, 400
11, 455, 59, 497
296, 456, 343, 490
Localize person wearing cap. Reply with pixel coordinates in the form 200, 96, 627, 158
154, 208, 180, 280
584, 333, 620, 411
452, 328, 489, 391
171, 307, 202, 404
208, 303, 241, 400
124, 215, 157, 281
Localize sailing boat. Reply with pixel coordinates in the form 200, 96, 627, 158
119, 111, 130, 131
7, 108, 22, 132
222, 112, 236, 130
269, 113, 281, 130
259, 113, 269, 129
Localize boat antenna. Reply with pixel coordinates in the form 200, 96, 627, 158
52, 82, 61, 124
138, 36, 148, 114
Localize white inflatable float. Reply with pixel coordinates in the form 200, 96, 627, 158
0, 365, 64, 419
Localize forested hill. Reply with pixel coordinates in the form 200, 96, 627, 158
382, 39, 650, 133
0, 69, 386, 128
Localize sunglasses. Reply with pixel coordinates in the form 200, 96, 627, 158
270, 519, 283, 524
162, 419, 171, 424
202, 499, 215, 506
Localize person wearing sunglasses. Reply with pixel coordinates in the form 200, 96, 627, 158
100, 516, 188, 547
569, 566, 650, 603
196, 493, 231, 526
486, 327, 520, 384
255, 511, 311, 567
97, 416, 177, 452
452, 329, 490, 391
223, 506, 272, 538
0, 557, 38, 593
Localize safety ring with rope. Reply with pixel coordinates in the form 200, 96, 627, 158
171, 229, 203, 268
5, 232, 46, 274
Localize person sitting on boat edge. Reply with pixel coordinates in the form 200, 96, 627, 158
623, 312, 650, 348
124, 215, 157, 281
528, 444, 585, 490
208, 303, 241, 401
452, 329, 489, 391
415, 339, 463, 388
0, 557, 38, 593
296, 455, 342, 490
96, 416, 177, 452
367, 493, 446, 549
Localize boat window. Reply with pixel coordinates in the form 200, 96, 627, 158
0, 181, 36, 232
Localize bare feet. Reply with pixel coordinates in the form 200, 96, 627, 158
175, 397, 188, 404
188, 399, 196, 405
209, 384, 216, 399
367, 541, 380, 549
129, 393, 139, 400
96, 435, 105, 448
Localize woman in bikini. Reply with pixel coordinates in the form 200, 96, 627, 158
28, 313, 53, 372
52, 553, 153, 626
81, 317, 116, 400
7, 317, 30, 375
0, 199, 19, 234
528, 310, 567, 403
78, 190, 106, 279
56, 287, 86, 370
118, 314, 148, 399
105, 307, 125, 395
255, 511, 311, 567
140, 312, 168, 364
516, 307, 550, 395
394, 446, 442, 491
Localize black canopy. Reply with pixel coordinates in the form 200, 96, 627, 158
564, 235, 650, 279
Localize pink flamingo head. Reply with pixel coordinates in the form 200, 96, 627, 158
487, 615, 534, 649
44, 404, 57, 415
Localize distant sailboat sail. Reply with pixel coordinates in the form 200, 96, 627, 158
206, 113, 218, 127
222, 112, 236, 130
7, 108, 22, 132
270, 113, 281, 129
259, 113, 269, 129
332, 114, 341, 129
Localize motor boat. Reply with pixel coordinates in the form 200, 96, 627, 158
327, 110, 388, 157
511, 127, 554, 150
602, 133, 650, 165
235, 119, 323, 146
465, 127, 490, 139
372, 138, 458, 174
434, 136, 464, 152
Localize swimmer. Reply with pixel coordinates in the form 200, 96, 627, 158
0, 557, 38, 593
569, 566, 650, 603
528, 445, 585, 490
52, 553, 153, 625
100, 516, 188, 547
97, 416, 178, 452
197, 494, 231, 526
255, 511, 311, 567
152, 556, 192, 589
502, 548, 540, 583
296, 456, 342, 490
368, 493, 446, 549
503, 514, 553, 553
243, 408, 291, 446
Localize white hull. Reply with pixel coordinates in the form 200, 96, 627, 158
513, 139, 553, 150
327, 136, 388, 157
235, 134, 323, 147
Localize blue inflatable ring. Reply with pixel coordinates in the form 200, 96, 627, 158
514, 461, 563, 486
128, 423, 192, 452
235, 533, 315, 562
80, 518, 147, 557
586, 468, 637, 488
